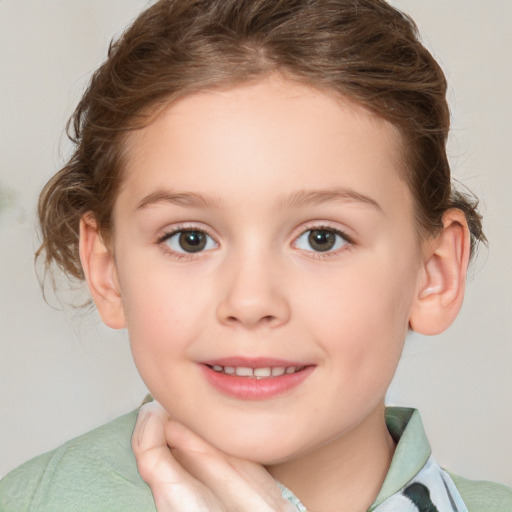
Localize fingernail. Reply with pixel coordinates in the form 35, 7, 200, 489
137, 411, 152, 448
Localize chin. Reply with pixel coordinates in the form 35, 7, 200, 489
208, 431, 305, 465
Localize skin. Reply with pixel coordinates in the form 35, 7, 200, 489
80, 76, 470, 512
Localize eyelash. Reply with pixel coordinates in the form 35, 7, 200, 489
156, 224, 218, 260
293, 224, 353, 259
156, 223, 353, 260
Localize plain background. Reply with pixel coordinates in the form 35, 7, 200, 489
0, 0, 511, 486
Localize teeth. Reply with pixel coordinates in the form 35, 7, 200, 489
254, 367, 272, 378
209, 364, 303, 378
235, 367, 253, 377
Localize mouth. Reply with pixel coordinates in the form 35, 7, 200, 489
205, 364, 306, 379
199, 357, 315, 400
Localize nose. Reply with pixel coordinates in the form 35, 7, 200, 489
215, 249, 291, 329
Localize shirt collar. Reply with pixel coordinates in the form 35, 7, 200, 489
369, 407, 432, 510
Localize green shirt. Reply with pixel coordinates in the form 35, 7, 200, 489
1, 406, 510, 511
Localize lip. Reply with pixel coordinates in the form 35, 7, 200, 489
199, 357, 315, 400
201, 356, 308, 368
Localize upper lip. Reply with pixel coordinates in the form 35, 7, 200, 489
200, 357, 311, 368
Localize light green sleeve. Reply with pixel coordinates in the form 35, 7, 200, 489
0, 451, 54, 511
0, 410, 156, 512
449, 472, 512, 512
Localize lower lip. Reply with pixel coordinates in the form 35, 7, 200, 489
199, 364, 315, 400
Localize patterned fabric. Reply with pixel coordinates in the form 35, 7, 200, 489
279, 457, 469, 512
277, 481, 308, 512
373, 457, 468, 512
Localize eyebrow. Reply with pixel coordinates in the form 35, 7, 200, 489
280, 188, 383, 212
136, 187, 382, 213
136, 190, 222, 210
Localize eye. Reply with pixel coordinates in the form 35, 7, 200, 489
161, 229, 217, 254
294, 227, 349, 253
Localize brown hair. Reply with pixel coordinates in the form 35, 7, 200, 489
37, 0, 485, 281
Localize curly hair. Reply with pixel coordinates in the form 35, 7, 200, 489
37, 0, 485, 281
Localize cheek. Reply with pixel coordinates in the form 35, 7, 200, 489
117, 264, 208, 366
119, 253, 210, 326
120, 274, 203, 409
304, 252, 418, 374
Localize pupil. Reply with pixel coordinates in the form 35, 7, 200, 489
308, 230, 335, 252
179, 231, 206, 252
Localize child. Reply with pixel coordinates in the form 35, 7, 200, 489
1, 0, 511, 511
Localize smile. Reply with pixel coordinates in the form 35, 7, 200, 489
200, 359, 315, 400
207, 364, 306, 378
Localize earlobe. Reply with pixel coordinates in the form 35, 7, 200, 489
409, 209, 471, 335
79, 214, 126, 329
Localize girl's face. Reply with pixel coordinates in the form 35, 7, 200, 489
110, 77, 424, 464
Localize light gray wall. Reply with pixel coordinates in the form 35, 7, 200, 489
1, 0, 511, 486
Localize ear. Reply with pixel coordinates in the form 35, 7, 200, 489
79, 213, 126, 329
409, 209, 471, 335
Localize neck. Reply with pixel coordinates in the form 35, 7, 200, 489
266, 403, 395, 512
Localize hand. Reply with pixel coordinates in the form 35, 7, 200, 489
132, 401, 299, 512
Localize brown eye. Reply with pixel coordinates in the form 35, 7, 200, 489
162, 229, 217, 254
178, 231, 207, 252
294, 228, 348, 253
308, 230, 336, 252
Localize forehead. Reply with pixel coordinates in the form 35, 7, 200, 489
118, 77, 410, 216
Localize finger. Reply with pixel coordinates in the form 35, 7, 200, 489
132, 402, 179, 485
164, 420, 296, 512
134, 405, 296, 512
132, 403, 222, 512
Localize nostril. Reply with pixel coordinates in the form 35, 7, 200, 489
216, 287, 291, 328
225, 313, 277, 326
